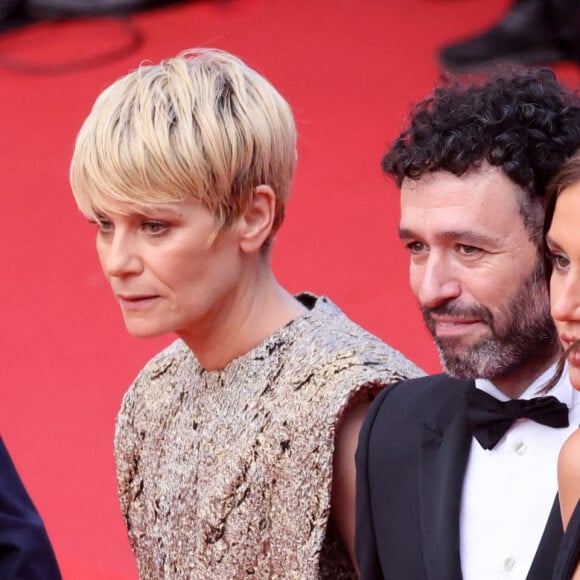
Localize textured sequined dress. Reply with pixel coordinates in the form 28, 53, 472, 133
115, 293, 423, 579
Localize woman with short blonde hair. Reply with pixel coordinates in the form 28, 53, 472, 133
70, 48, 422, 579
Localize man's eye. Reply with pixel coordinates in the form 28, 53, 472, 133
406, 241, 427, 254
458, 244, 481, 256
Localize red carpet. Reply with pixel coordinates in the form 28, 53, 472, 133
0, 0, 577, 576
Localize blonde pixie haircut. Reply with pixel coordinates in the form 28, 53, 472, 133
70, 48, 297, 239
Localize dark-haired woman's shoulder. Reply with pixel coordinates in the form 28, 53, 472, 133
554, 431, 580, 579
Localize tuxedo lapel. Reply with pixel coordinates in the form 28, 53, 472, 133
419, 390, 472, 580
526, 495, 563, 580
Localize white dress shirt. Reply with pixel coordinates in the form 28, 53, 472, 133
460, 364, 580, 580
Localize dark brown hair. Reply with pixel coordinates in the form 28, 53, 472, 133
540, 150, 580, 393
544, 150, 580, 243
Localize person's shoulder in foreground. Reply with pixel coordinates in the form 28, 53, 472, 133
0, 436, 61, 579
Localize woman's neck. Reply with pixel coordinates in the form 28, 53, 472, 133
178, 271, 309, 371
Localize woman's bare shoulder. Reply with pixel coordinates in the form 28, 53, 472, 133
559, 430, 580, 476
558, 430, 580, 528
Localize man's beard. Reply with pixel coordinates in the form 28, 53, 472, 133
422, 260, 558, 380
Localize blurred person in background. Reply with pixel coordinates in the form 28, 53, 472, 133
438, 0, 580, 72
0, 0, 185, 33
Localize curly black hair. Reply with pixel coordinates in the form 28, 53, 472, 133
383, 67, 580, 203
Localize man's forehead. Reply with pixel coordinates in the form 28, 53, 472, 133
398, 166, 537, 248
401, 164, 506, 191
399, 165, 527, 213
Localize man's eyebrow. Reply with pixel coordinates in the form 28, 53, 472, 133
398, 227, 417, 240
398, 227, 499, 247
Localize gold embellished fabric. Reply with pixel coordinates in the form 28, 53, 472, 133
115, 293, 423, 579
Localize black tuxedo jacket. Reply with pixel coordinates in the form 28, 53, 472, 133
355, 374, 564, 580
0, 436, 61, 579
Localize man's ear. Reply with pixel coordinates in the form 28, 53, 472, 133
238, 185, 276, 253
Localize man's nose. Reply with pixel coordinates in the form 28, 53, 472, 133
413, 254, 461, 309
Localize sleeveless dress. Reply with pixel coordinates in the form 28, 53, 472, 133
114, 293, 423, 579
553, 501, 580, 580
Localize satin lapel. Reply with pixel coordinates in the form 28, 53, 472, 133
419, 396, 472, 580
526, 495, 563, 580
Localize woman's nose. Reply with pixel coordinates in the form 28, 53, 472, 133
98, 232, 143, 278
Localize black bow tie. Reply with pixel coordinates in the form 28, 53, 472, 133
466, 387, 569, 450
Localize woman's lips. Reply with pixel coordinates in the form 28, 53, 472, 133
559, 334, 580, 367
116, 295, 161, 311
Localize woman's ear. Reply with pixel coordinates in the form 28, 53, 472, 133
238, 185, 276, 253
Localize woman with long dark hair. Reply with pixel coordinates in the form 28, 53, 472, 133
544, 151, 580, 579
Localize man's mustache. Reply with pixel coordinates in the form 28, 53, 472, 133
422, 301, 495, 328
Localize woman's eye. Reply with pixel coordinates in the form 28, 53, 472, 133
143, 221, 169, 235
550, 252, 570, 271
91, 219, 113, 233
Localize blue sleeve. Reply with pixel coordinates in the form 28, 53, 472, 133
0, 436, 62, 580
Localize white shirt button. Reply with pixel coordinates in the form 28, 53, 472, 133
504, 557, 515, 571
514, 441, 527, 455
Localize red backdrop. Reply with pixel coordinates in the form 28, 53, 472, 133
0, 0, 577, 576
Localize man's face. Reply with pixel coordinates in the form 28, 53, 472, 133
399, 165, 556, 380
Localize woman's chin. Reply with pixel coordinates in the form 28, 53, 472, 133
124, 323, 173, 340
568, 365, 580, 391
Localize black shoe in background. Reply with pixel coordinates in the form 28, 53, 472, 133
0, 0, 34, 33
437, 0, 571, 72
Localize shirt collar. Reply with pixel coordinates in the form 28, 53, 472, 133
475, 362, 576, 408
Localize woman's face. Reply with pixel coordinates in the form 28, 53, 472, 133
547, 182, 580, 389
93, 198, 245, 341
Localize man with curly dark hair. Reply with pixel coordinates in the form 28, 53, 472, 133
356, 67, 580, 580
